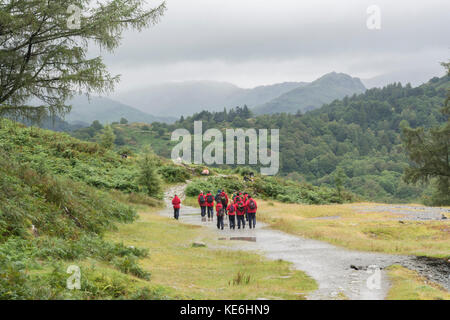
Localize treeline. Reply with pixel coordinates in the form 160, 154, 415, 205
66, 75, 449, 203
120, 75, 448, 203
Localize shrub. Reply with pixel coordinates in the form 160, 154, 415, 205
98, 125, 116, 149
158, 165, 191, 183
186, 174, 355, 205
112, 256, 150, 280
229, 271, 251, 286
0, 120, 155, 299
137, 152, 162, 197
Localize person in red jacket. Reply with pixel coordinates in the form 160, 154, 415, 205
172, 195, 181, 220
205, 191, 215, 221
235, 199, 246, 229
243, 192, 249, 221
234, 192, 242, 203
198, 191, 207, 219
245, 195, 258, 229
219, 189, 229, 207
216, 201, 225, 230
227, 200, 236, 230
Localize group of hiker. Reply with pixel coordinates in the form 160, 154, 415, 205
197, 190, 258, 230
171, 190, 258, 230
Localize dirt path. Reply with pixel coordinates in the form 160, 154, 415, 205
161, 184, 449, 300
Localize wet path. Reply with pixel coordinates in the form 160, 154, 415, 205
160, 184, 449, 300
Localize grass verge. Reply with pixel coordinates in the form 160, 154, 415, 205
257, 200, 450, 258
104, 207, 317, 300
386, 265, 450, 300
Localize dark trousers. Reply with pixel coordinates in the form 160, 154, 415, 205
217, 215, 224, 229
200, 206, 206, 217
237, 215, 245, 229
207, 206, 214, 219
174, 208, 180, 220
248, 212, 256, 228
245, 208, 248, 221
229, 215, 236, 229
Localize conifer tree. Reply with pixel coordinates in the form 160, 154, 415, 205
401, 62, 450, 205
137, 148, 162, 197
99, 124, 115, 149
0, 0, 166, 121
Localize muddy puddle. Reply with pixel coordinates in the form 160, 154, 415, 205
218, 237, 257, 242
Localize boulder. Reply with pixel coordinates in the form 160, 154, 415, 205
192, 241, 206, 248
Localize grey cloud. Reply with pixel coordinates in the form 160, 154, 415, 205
92, 0, 450, 91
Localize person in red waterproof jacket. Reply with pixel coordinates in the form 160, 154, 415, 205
235, 199, 246, 229
245, 195, 258, 229
205, 191, 215, 221
198, 191, 207, 219
219, 189, 229, 207
227, 200, 236, 230
243, 192, 249, 221
172, 195, 181, 220
216, 201, 225, 230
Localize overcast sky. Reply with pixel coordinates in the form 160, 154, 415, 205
98, 0, 450, 94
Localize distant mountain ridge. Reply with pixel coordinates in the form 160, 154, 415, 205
64, 95, 176, 124
253, 72, 367, 115
362, 66, 448, 88
115, 72, 365, 117
116, 80, 307, 117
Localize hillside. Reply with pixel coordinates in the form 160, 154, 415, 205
0, 119, 345, 299
63, 95, 176, 125
115, 80, 306, 117
19, 114, 88, 132
253, 72, 367, 114
124, 74, 448, 203
228, 81, 308, 108
0, 119, 170, 299
362, 66, 448, 88
114, 74, 366, 117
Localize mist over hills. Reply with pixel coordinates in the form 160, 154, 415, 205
63, 95, 176, 125
65, 70, 443, 123
42, 70, 443, 124
253, 72, 366, 115
362, 67, 448, 89
115, 72, 368, 117
115, 80, 306, 117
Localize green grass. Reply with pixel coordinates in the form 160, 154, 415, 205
0, 119, 169, 299
0, 119, 317, 300
105, 208, 318, 300
183, 196, 199, 207
256, 200, 450, 258
386, 265, 450, 300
